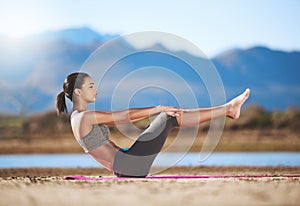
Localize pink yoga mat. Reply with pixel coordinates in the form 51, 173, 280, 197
64, 174, 300, 181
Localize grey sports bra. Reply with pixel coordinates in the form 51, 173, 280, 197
76, 124, 110, 153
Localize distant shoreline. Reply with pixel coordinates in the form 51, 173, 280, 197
0, 129, 299, 154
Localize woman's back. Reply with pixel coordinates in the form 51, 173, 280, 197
70, 110, 119, 171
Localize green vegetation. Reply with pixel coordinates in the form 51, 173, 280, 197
0, 112, 71, 139
0, 104, 299, 140
225, 104, 300, 130
0, 104, 299, 153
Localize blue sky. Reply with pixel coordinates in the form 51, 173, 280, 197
0, 0, 299, 56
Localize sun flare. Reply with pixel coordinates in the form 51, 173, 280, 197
0, 8, 40, 38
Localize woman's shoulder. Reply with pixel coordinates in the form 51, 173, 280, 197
71, 110, 83, 119
72, 110, 113, 126
70, 110, 91, 125
71, 110, 104, 122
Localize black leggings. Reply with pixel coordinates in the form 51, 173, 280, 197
113, 112, 178, 177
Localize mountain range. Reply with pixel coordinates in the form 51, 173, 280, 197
0, 27, 299, 114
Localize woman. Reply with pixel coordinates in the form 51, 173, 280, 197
56, 72, 250, 177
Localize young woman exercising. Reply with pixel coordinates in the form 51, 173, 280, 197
56, 72, 250, 177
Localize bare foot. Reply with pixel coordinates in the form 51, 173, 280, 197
226, 88, 250, 119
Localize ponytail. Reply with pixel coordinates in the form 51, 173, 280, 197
56, 91, 67, 116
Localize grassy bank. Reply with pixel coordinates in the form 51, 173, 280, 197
0, 104, 299, 154
0, 128, 299, 154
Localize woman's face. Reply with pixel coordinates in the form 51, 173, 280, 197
78, 76, 97, 103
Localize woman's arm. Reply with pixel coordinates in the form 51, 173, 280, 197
81, 106, 180, 126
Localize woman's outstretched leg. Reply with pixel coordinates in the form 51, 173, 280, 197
177, 88, 250, 127
113, 89, 250, 177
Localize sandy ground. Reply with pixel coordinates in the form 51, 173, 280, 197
0, 166, 300, 206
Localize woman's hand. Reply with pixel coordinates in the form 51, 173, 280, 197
157, 105, 181, 117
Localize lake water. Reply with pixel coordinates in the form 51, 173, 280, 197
0, 152, 300, 168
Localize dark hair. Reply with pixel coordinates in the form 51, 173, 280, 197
56, 72, 90, 116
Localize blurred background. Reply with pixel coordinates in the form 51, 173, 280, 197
0, 0, 299, 154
